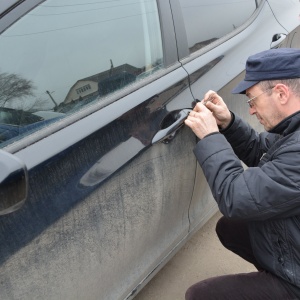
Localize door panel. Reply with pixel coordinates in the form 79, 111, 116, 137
0, 1, 197, 299
0, 119, 196, 300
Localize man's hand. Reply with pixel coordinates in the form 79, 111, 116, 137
202, 91, 232, 129
184, 91, 232, 139
184, 102, 219, 139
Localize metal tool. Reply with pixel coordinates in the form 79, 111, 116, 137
194, 94, 216, 106
203, 94, 216, 105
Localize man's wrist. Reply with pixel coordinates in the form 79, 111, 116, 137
219, 112, 234, 132
202, 131, 220, 139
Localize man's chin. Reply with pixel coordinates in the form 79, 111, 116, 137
264, 124, 273, 132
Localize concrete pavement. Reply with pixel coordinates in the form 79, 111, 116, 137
135, 211, 256, 300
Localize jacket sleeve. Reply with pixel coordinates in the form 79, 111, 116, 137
221, 113, 276, 167
194, 132, 300, 221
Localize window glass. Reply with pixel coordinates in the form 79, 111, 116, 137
178, 0, 256, 53
0, 0, 163, 146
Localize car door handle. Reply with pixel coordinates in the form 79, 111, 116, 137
0, 150, 28, 215
271, 33, 287, 48
152, 109, 191, 144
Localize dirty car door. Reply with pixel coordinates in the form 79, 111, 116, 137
0, 1, 197, 299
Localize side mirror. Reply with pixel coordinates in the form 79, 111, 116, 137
0, 150, 28, 215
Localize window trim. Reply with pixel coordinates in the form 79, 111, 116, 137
156, 0, 178, 67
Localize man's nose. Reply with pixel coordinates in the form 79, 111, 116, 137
249, 106, 256, 115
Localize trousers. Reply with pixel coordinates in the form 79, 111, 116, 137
185, 216, 298, 300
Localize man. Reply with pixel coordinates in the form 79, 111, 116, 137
184, 48, 300, 300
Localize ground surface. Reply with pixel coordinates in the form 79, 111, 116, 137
135, 211, 256, 300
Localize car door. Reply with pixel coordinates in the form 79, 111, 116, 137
0, 1, 198, 299
169, 0, 300, 234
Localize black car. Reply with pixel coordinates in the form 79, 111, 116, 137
0, 0, 299, 299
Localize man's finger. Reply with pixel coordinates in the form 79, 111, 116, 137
194, 102, 208, 112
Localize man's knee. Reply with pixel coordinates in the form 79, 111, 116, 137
185, 280, 211, 300
215, 216, 248, 241
215, 216, 228, 243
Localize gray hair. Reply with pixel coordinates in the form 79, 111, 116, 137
259, 79, 300, 97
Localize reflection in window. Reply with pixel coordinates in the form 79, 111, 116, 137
178, 0, 256, 53
0, 0, 163, 146
76, 84, 91, 95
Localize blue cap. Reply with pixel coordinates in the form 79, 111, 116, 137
232, 48, 300, 94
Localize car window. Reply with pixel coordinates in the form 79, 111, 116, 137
0, 0, 163, 147
178, 0, 257, 53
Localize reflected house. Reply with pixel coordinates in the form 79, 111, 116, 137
56, 64, 140, 113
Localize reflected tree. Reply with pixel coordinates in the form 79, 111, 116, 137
0, 71, 35, 107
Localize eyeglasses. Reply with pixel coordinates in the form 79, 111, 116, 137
246, 87, 274, 108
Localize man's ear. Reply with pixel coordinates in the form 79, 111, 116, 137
274, 84, 290, 104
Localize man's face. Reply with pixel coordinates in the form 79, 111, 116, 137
246, 84, 285, 131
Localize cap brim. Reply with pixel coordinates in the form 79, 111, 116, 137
231, 80, 259, 94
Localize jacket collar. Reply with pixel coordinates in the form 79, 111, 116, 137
269, 110, 300, 136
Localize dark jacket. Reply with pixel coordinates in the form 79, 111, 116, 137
194, 110, 300, 290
